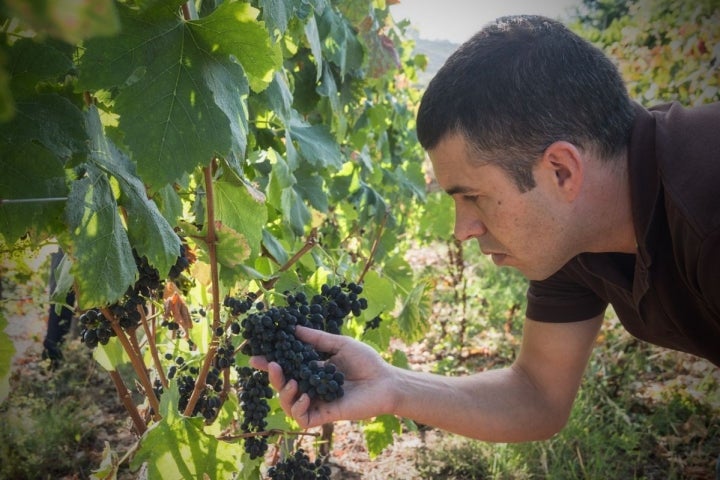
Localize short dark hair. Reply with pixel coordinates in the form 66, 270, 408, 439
416, 15, 636, 192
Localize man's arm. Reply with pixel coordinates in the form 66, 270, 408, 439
253, 315, 603, 442
390, 315, 603, 441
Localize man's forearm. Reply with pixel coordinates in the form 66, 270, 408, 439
389, 364, 569, 442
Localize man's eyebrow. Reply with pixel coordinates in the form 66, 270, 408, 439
445, 185, 476, 196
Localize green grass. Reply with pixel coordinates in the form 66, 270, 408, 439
0, 341, 117, 479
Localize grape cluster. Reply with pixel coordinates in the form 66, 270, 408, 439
237, 367, 273, 459
214, 340, 236, 370
168, 244, 191, 279
80, 244, 193, 350
132, 249, 163, 298
224, 294, 256, 316
107, 295, 145, 330
298, 282, 367, 335
297, 360, 344, 402
230, 283, 368, 403
267, 449, 331, 480
79, 309, 115, 348
176, 366, 223, 420
238, 303, 339, 402
364, 315, 382, 332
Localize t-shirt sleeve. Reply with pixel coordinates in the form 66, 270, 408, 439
526, 264, 608, 322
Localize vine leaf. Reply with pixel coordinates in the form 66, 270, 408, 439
304, 14, 323, 81
360, 271, 395, 320
5, 38, 74, 101
288, 112, 343, 169
0, 94, 87, 163
258, 0, 294, 36
79, 3, 280, 192
214, 179, 267, 259
317, 7, 364, 77
131, 383, 240, 478
66, 163, 137, 309
395, 282, 431, 343
93, 337, 131, 372
362, 414, 401, 459
281, 187, 311, 236
0, 142, 67, 243
85, 107, 181, 278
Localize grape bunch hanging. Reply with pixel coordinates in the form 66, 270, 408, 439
226, 282, 369, 467
79, 244, 192, 347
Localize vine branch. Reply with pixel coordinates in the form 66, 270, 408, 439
109, 370, 146, 435
184, 160, 221, 417
102, 307, 160, 421
358, 209, 389, 284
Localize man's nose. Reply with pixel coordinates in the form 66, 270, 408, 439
453, 204, 487, 241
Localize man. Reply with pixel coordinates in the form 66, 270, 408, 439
252, 15, 719, 449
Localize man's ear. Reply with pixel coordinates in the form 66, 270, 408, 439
539, 141, 584, 201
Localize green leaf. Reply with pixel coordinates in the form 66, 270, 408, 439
0, 94, 87, 163
192, 2, 282, 92
390, 349, 410, 370
153, 183, 184, 227
263, 72, 293, 123
79, 3, 279, 191
131, 383, 241, 478
317, 7, 364, 77
288, 112, 343, 169
50, 252, 75, 304
67, 164, 137, 309
261, 229, 289, 266
417, 192, 454, 242
3, 0, 120, 44
363, 415, 401, 458
395, 282, 430, 343
85, 107, 181, 277
93, 337, 130, 371
214, 179, 268, 258
0, 142, 67, 244
281, 186, 310, 236
5, 38, 74, 100
259, 0, 295, 36
304, 13, 323, 82
293, 169, 328, 212
0, 311, 15, 405
360, 270, 395, 320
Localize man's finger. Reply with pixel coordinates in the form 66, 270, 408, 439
290, 393, 312, 428
266, 361, 286, 391
294, 325, 344, 354
248, 356, 269, 371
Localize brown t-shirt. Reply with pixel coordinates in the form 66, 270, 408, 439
526, 102, 720, 367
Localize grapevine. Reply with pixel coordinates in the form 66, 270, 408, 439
0, 0, 430, 475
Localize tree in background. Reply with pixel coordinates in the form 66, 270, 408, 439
572, 0, 720, 105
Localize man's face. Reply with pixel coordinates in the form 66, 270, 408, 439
428, 133, 574, 281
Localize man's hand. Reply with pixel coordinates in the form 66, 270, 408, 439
249, 325, 395, 428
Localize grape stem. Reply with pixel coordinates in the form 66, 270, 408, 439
216, 429, 320, 442
102, 307, 161, 421
358, 208, 389, 284
261, 228, 318, 292
184, 160, 221, 417
109, 370, 147, 435
139, 305, 168, 389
